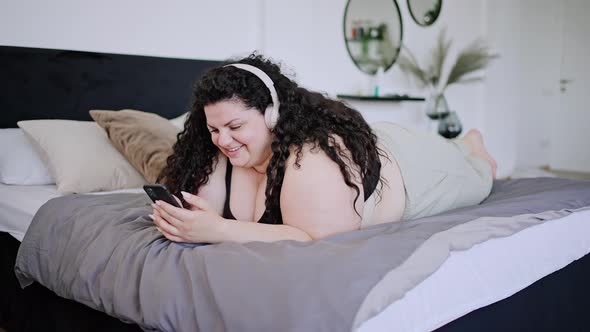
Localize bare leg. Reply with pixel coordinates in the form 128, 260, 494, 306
459, 129, 498, 179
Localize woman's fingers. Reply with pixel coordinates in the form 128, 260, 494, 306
181, 191, 210, 211
151, 197, 217, 244
155, 200, 194, 222
152, 213, 185, 242
151, 210, 181, 236
153, 202, 185, 227
156, 226, 185, 242
172, 194, 183, 208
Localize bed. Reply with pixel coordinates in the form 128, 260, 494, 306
1, 45, 590, 332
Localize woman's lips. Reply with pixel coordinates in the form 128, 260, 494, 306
225, 145, 243, 158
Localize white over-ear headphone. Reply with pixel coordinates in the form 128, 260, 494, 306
224, 63, 280, 129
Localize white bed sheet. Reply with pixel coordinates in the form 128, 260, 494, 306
0, 183, 142, 241
358, 208, 590, 332
1, 184, 589, 331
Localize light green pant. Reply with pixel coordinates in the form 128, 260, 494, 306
371, 122, 493, 221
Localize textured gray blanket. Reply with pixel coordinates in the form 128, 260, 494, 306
14, 178, 590, 332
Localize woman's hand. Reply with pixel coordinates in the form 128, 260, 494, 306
150, 191, 223, 243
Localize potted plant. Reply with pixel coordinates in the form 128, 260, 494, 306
397, 29, 498, 136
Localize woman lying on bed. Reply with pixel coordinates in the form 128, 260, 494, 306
151, 54, 497, 243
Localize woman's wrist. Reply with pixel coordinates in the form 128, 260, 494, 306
209, 216, 231, 243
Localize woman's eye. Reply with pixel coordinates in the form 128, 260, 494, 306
209, 129, 218, 133
230, 126, 241, 130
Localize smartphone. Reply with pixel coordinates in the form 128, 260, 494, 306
143, 184, 183, 208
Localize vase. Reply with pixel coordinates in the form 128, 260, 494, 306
438, 111, 462, 138
424, 92, 450, 120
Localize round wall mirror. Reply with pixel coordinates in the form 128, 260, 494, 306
343, 0, 403, 75
407, 0, 442, 26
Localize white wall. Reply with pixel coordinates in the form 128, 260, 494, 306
0, 0, 260, 60
3, 0, 561, 177
262, 0, 486, 132
0, 0, 487, 126
483, 0, 564, 176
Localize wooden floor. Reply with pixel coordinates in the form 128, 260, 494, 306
507, 166, 590, 180
546, 168, 590, 180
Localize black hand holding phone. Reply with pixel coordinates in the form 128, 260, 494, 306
143, 184, 183, 208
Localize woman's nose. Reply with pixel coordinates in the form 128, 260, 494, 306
217, 130, 232, 146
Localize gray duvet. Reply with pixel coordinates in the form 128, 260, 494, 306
14, 178, 590, 332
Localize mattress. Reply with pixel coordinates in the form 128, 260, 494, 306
0, 184, 142, 241
1, 183, 589, 331
358, 208, 590, 331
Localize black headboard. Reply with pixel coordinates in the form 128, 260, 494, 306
0, 46, 221, 128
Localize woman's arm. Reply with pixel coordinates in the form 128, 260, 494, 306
151, 192, 312, 243
191, 153, 227, 215
152, 142, 364, 243
215, 218, 312, 242
280, 142, 364, 239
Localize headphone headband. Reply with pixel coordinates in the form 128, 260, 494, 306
224, 63, 280, 129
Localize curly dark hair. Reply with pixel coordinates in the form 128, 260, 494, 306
158, 53, 386, 224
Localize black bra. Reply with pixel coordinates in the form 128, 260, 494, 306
221, 162, 377, 223
222, 163, 268, 223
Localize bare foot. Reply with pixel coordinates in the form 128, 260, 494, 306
461, 129, 498, 179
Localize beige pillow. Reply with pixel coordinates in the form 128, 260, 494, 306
90, 109, 180, 183
170, 112, 189, 129
18, 120, 147, 193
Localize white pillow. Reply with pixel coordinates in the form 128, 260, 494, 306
0, 128, 55, 185
170, 112, 189, 129
18, 120, 147, 193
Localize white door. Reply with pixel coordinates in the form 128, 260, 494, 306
550, 0, 590, 172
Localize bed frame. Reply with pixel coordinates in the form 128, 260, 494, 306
0, 45, 219, 331
0, 45, 219, 127
1, 45, 589, 332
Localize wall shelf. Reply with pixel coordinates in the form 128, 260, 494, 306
337, 94, 425, 102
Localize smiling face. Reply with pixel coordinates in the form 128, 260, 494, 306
204, 99, 273, 172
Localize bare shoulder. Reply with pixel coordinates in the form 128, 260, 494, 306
286, 135, 361, 178
284, 137, 361, 186
280, 140, 364, 240
283, 142, 347, 188
195, 152, 227, 215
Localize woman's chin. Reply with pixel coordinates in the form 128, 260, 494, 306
227, 156, 247, 167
